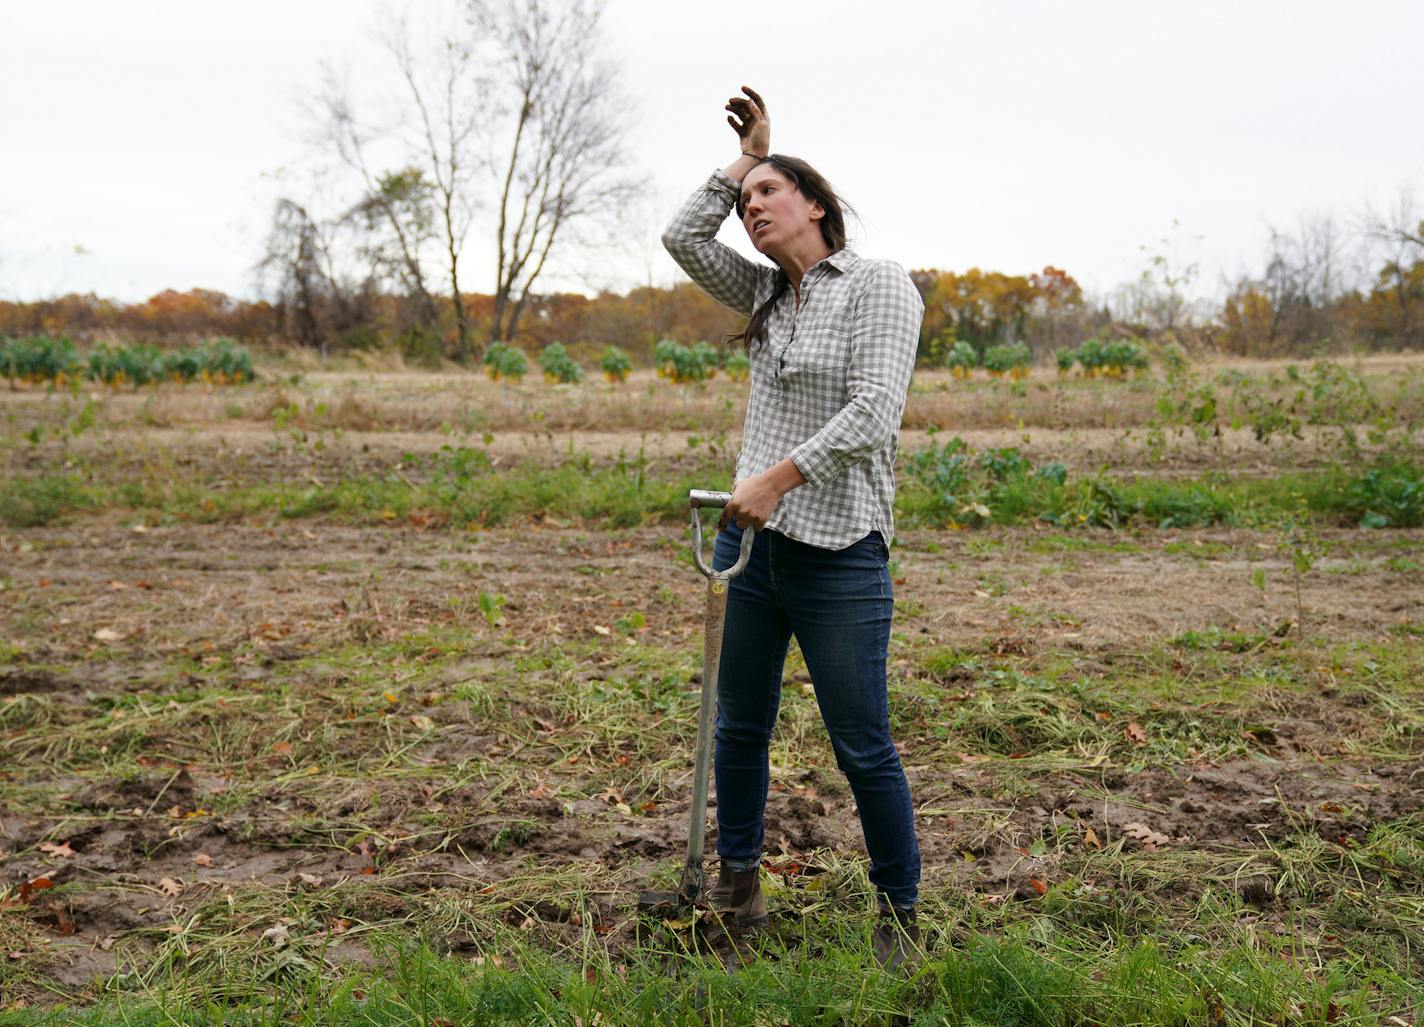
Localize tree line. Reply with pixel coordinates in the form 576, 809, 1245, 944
3, 0, 1421, 364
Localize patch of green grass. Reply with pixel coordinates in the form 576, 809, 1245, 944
0, 475, 97, 527
5, 440, 1422, 535
1024, 533, 1141, 555
6, 907, 1418, 1027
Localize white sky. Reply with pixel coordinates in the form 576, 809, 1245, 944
2, 0, 1421, 304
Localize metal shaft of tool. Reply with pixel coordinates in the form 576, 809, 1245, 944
678, 574, 728, 903
677, 490, 754, 905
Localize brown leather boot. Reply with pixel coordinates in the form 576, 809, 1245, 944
873, 904, 922, 969
707, 864, 767, 930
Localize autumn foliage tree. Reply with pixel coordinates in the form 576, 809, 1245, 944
915, 265, 1086, 361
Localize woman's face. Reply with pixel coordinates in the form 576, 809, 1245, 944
739, 165, 823, 257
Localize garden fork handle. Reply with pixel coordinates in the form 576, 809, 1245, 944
689, 491, 755, 579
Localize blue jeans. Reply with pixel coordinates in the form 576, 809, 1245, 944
711, 523, 920, 908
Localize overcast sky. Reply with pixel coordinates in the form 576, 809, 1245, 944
2, 0, 1420, 305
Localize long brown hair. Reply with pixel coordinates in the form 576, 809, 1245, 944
729, 155, 851, 351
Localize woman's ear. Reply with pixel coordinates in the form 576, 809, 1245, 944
809, 202, 825, 222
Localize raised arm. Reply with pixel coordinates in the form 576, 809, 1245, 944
660, 87, 774, 316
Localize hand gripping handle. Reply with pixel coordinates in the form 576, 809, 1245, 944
689, 490, 755, 579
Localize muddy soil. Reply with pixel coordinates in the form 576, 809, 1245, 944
1, 518, 1421, 1000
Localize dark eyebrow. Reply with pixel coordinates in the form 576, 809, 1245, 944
738, 179, 772, 211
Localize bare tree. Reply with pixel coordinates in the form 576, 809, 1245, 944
1109, 223, 1207, 337
258, 198, 374, 353
470, 0, 633, 346
312, 66, 442, 331
258, 199, 334, 352
297, 0, 630, 358
386, 10, 485, 361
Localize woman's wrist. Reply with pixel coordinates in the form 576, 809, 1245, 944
722, 151, 766, 183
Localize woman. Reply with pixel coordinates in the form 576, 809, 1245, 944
661, 87, 924, 964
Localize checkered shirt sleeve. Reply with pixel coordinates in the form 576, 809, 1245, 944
663, 170, 923, 550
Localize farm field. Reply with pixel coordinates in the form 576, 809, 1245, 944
1, 355, 1422, 1024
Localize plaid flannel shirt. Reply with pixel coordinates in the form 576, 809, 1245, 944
662, 170, 923, 550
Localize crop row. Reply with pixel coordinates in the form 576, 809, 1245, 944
1, 336, 256, 386
944, 340, 1035, 379
1053, 338, 1150, 376
482, 340, 750, 384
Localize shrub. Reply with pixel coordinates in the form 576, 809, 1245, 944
652, 339, 681, 379
1, 335, 81, 383
1066, 337, 1146, 378
653, 339, 716, 383
342, 325, 384, 351
89, 343, 164, 386
691, 341, 720, 378
945, 340, 979, 380
163, 346, 206, 381
1054, 347, 1076, 374
538, 342, 584, 384
195, 338, 256, 383
1075, 338, 1105, 377
983, 341, 1031, 379
1102, 339, 1149, 376
399, 327, 445, 369
600, 345, 631, 382
724, 348, 751, 382
483, 341, 528, 382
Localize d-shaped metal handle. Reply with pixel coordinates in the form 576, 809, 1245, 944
689, 490, 755, 579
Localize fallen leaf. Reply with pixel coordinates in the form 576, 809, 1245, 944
157, 877, 183, 897
38, 841, 75, 859
1122, 822, 1174, 851
1125, 721, 1149, 745
1028, 877, 1048, 896
93, 628, 123, 643
261, 923, 290, 948
192, 853, 213, 867
592, 625, 612, 636
1094, 711, 1112, 722
271, 741, 293, 756
17, 877, 54, 903
598, 787, 623, 804
297, 873, 323, 887
107, 580, 127, 591
328, 917, 349, 934
409, 714, 436, 732
1083, 826, 1101, 850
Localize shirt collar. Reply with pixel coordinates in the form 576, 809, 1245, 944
822, 248, 860, 274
